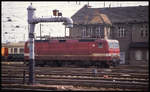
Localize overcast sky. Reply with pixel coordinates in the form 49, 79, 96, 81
2, 1, 149, 43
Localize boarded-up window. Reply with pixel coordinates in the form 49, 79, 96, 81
135, 50, 142, 60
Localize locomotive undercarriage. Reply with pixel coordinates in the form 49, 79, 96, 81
25, 60, 119, 68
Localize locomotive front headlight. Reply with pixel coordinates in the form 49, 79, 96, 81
92, 44, 95, 47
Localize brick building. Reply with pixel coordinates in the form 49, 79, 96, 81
70, 5, 149, 65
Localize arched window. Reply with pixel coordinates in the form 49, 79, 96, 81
135, 50, 142, 60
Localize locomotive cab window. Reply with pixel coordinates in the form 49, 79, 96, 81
98, 43, 103, 48
108, 42, 113, 48
114, 42, 119, 48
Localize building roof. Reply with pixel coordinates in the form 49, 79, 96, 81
71, 5, 112, 25
71, 5, 148, 24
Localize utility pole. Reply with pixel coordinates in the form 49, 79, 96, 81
49, 32, 51, 38
104, 1, 105, 8
40, 23, 41, 40
65, 25, 66, 37
24, 34, 25, 42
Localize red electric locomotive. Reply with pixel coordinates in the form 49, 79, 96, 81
24, 39, 120, 68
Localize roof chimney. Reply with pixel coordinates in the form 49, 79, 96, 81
109, 4, 111, 8
85, 4, 91, 8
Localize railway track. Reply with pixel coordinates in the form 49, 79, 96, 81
1, 61, 149, 91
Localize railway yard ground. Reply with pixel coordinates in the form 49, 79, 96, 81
1, 61, 149, 91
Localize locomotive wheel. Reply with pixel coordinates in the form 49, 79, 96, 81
112, 60, 120, 67
57, 61, 63, 67
112, 62, 117, 67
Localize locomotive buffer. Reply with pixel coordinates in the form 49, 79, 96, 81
27, 3, 73, 85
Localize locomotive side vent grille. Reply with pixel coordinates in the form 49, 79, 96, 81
59, 40, 66, 42
35, 40, 49, 42
78, 39, 95, 42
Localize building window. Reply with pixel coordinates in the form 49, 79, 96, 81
82, 27, 86, 37
141, 30, 144, 37
145, 29, 148, 37
95, 26, 101, 38
90, 26, 93, 37
140, 25, 144, 37
118, 27, 121, 37
135, 50, 142, 60
107, 27, 111, 37
141, 24, 148, 38
118, 26, 126, 38
98, 26, 101, 37
14, 48, 17, 54
146, 51, 149, 61
86, 26, 91, 37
